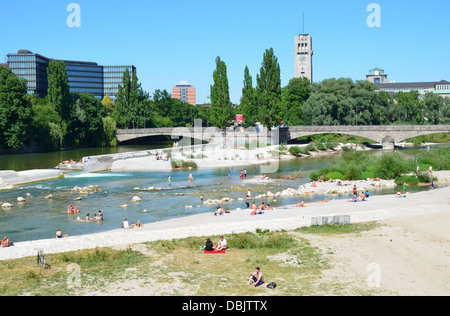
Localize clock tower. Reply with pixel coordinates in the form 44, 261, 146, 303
294, 34, 313, 82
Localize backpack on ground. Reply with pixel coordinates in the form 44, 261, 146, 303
267, 282, 277, 289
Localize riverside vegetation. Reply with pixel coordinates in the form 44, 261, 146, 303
308, 147, 450, 185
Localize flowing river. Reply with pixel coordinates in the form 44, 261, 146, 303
0, 144, 446, 243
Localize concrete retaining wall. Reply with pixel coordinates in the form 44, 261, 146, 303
0, 169, 63, 189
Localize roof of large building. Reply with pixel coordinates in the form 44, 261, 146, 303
375, 80, 450, 89
367, 67, 387, 75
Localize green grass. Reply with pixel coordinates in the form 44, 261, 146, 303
0, 224, 381, 296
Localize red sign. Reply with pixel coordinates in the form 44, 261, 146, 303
236, 114, 244, 122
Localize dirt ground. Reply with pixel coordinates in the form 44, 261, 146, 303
309, 211, 450, 296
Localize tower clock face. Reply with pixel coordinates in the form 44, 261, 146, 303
299, 56, 307, 63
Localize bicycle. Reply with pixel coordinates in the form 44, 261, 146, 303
35, 248, 46, 270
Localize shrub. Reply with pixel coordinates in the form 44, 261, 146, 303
373, 153, 415, 179
289, 146, 310, 156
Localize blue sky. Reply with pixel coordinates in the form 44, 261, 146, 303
1, 0, 449, 103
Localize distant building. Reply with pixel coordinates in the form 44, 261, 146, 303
6, 50, 136, 99
376, 80, 450, 98
294, 34, 313, 82
172, 81, 196, 105
366, 67, 450, 98
366, 67, 389, 84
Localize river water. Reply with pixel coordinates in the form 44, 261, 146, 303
0, 144, 445, 243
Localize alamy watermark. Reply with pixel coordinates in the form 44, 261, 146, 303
367, 3, 381, 28
170, 120, 281, 174
66, 3, 81, 28
66, 263, 82, 289
367, 263, 381, 288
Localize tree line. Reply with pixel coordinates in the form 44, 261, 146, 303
216, 48, 450, 129
1, 49, 450, 152
0, 63, 208, 151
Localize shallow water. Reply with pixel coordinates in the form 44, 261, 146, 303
0, 146, 445, 243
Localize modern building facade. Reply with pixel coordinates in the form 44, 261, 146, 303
6, 50, 136, 99
103, 65, 136, 99
294, 34, 313, 82
172, 81, 196, 105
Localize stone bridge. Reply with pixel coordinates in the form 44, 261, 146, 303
116, 125, 450, 148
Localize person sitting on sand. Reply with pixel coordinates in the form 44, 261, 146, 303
1, 236, 11, 248
215, 236, 228, 252
312, 181, 317, 188
246, 267, 267, 288
358, 192, 366, 202
252, 202, 257, 211
122, 219, 129, 229
214, 206, 224, 216
130, 222, 136, 229
259, 203, 265, 211
56, 228, 62, 239
136, 220, 143, 228
205, 238, 214, 251
296, 201, 306, 207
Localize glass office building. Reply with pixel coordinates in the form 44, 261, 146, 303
103, 65, 136, 99
6, 50, 136, 99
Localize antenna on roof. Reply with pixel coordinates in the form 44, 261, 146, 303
303, 12, 305, 34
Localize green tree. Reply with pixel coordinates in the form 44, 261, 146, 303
47, 60, 71, 122
0, 65, 33, 149
397, 90, 424, 124
255, 48, 282, 128
237, 66, 257, 126
281, 77, 310, 125
114, 68, 132, 128
422, 92, 445, 125
102, 94, 115, 117
70, 93, 106, 146
210, 57, 232, 129
28, 94, 64, 151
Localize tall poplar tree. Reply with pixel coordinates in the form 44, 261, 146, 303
238, 66, 257, 126
47, 60, 70, 121
210, 57, 232, 129
255, 48, 282, 128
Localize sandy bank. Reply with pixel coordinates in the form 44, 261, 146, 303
1, 185, 449, 261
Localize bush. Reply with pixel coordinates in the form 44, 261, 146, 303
416, 148, 450, 171
373, 153, 415, 179
325, 171, 345, 181
289, 146, 310, 156
395, 175, 420, 186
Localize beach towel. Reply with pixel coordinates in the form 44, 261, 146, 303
204, 249, 226, 254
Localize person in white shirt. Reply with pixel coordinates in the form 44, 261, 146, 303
215, 236, 228, 251
122, 219, 129, 229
